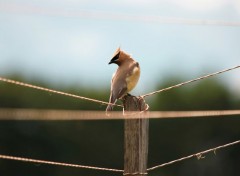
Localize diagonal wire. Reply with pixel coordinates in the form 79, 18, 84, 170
147, 140, 240, 171
0, 77, 123, 108
141, 65, 240, 98
0, 140, 239, 173
0, 65, 239, 108
0, 154, 123, 173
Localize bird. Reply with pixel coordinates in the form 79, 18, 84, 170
106, 48, 140, 112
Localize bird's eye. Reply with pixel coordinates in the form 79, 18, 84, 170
111, 52, 120, 62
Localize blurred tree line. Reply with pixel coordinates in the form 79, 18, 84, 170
0, 75, 239, 176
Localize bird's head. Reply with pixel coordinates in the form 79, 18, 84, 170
108, 47, 131, 66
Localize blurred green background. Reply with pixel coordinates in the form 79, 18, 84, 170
0, 75, 239, 176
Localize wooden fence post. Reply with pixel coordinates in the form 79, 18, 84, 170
123, 95, 149, 176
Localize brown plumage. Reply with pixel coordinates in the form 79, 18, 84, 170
106, 48, 140, 111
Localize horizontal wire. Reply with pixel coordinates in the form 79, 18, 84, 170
0, 77, 123, 108
1, 3, 240, 26
0, 154, 123, 173
0, 108, 240, 120
147, 140, 240, 171
141, 65, 240, 98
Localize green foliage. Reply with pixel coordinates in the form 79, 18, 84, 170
151, 77, 233, 111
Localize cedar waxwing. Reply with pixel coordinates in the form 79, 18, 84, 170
106, 48, 140, 111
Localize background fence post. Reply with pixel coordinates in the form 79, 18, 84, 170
123, 95, 149, 176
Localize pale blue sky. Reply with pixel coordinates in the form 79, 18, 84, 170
0, 0, 240, 95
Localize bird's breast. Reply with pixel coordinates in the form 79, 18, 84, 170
126, 66, 140, 92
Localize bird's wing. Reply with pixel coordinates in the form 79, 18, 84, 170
109, 82, 127, 105
110, 64, 130, 100
116, 86, 127, 99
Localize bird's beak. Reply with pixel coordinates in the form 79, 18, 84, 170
108, 60, 114, 64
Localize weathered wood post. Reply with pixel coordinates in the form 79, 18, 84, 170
123, 95, 149, 176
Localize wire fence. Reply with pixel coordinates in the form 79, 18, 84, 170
0, 140, 239, 174
1, 3, 240, 175
0, 65, 240, 175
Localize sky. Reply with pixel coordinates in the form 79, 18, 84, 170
0, 0, 240, 96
